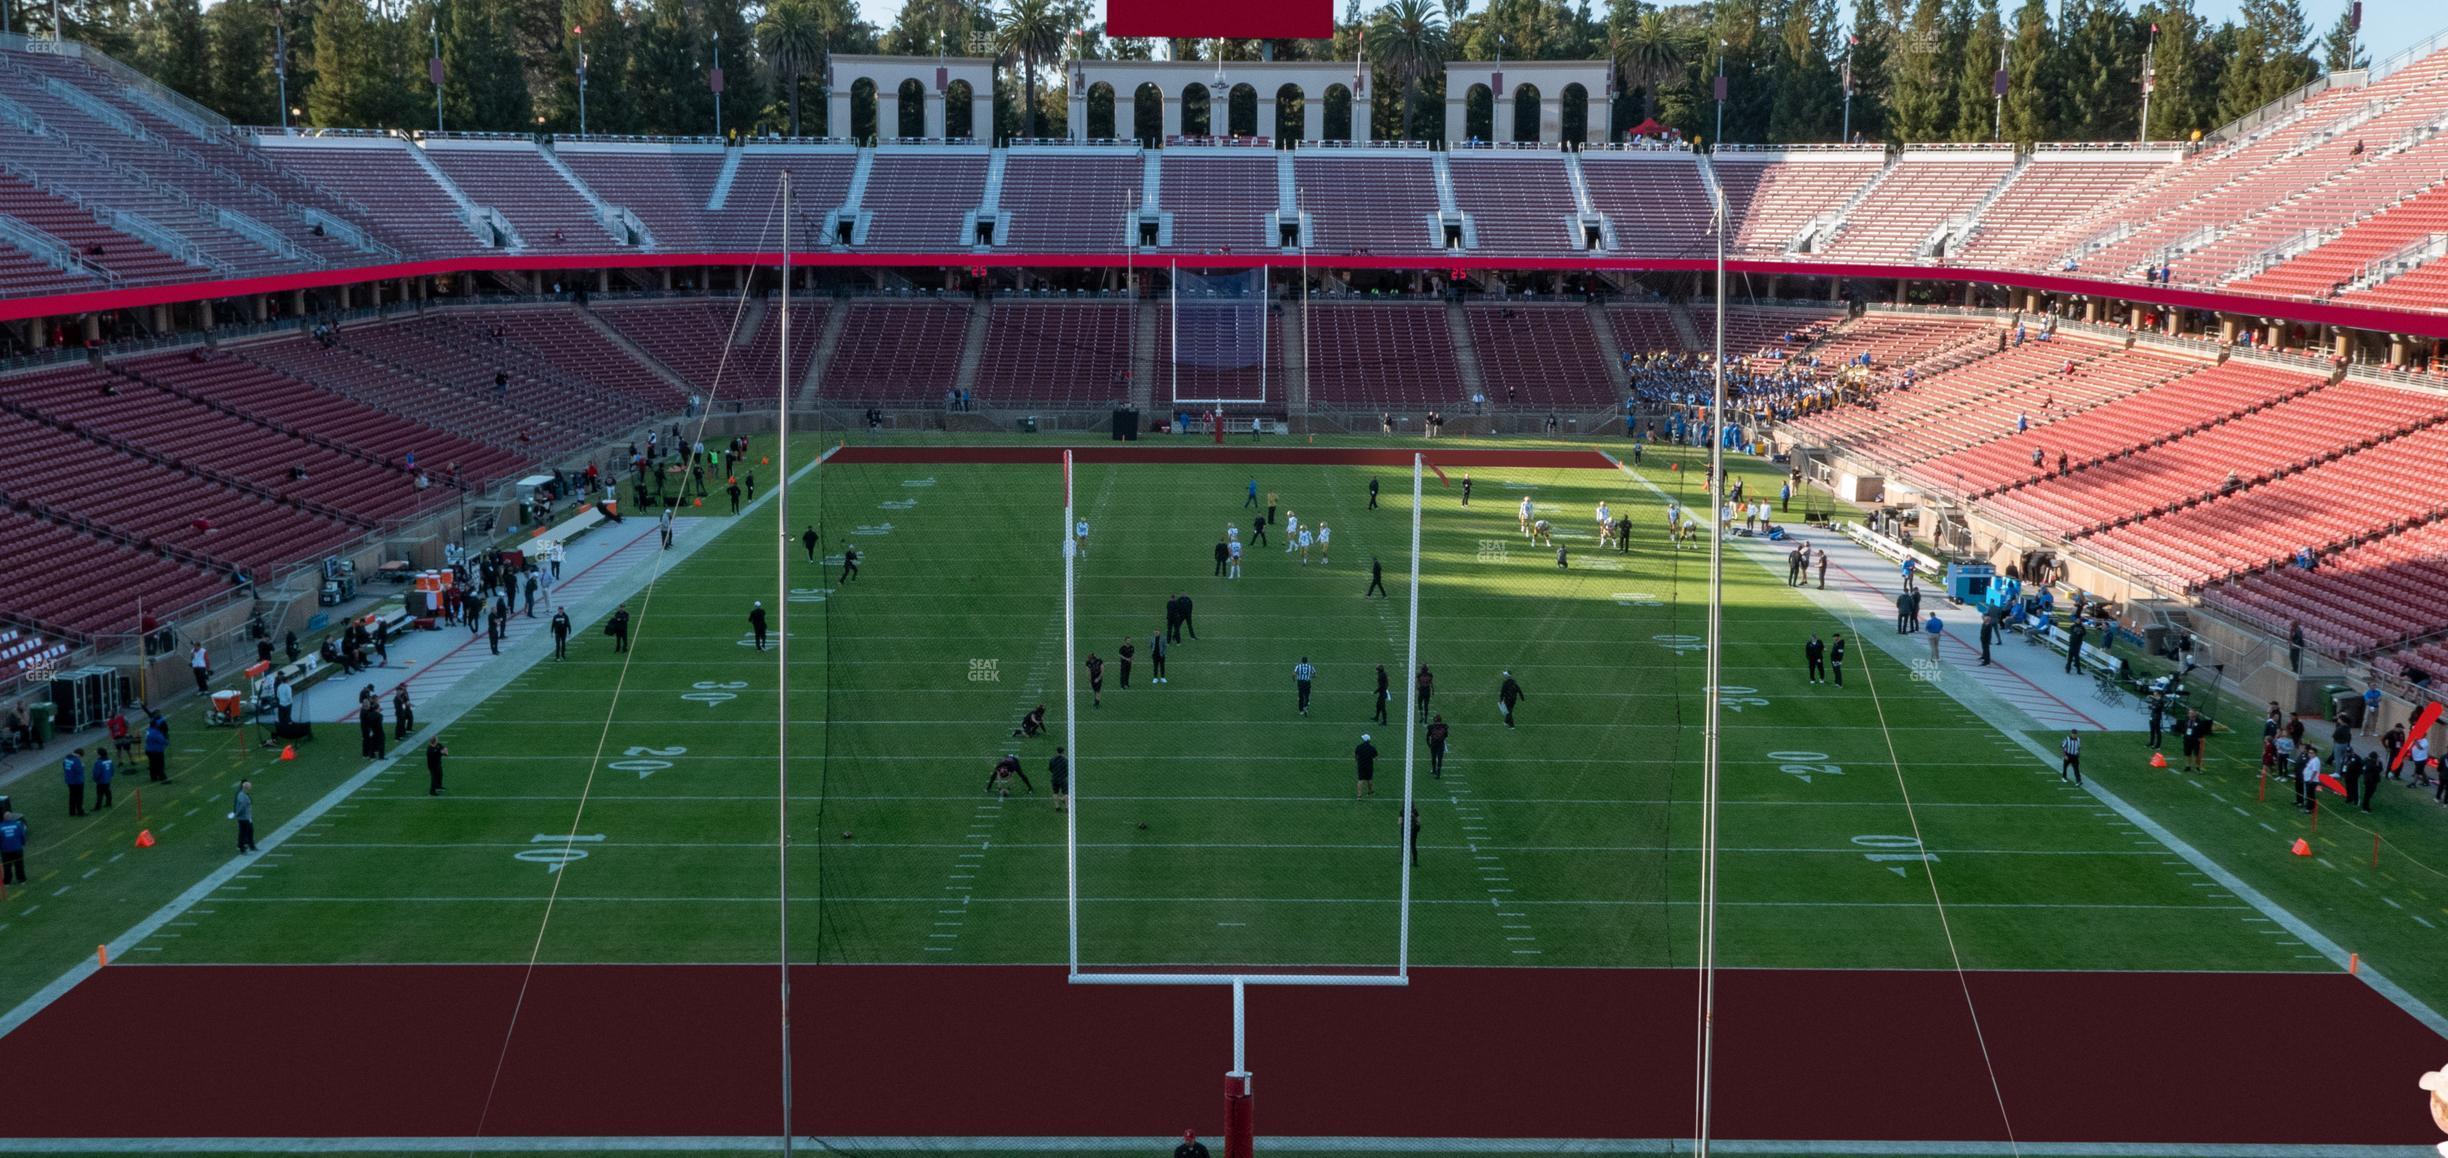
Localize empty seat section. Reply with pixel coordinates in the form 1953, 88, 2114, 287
1159, 152, 1277, 252
858, 153, 988, 250
1577, 156, 1714, 258
425, 144, 618, 250
1001, 153, 1140, 251
1468, 305, 1611, 408
1291, 156, 1440, 254
820, 302, 972, 404
1448, 155, 1581, 255
971, 303, 1133, 405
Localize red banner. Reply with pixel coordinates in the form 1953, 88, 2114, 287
1106, 0, 1330, 39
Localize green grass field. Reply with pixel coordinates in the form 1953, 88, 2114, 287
12, 433, 2448, 1158
0, 435, 2357, 993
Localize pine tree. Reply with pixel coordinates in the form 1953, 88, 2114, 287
2059, 0, 2141, 141
2244, 0, 2317, 105
138, 0, 212, 102
1952, 0, 2003, 140
550, 0, 635, 134
205, 0, 283, 124
626, 0, 707, 136
1887, 0, 1949, 141
2139, 0, 2209, 142
1842, 0, 1891, 142
1767, 0, 1840, 142
306, 0, 377, 127
1999, 0, 2053, 143
2318, 0, 2364, 71
441, 0, 531, 130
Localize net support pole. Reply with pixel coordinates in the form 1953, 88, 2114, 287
1398, 453, 1421, 977
1062, 450, 1080, 977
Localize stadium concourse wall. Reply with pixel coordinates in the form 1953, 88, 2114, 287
12, 249, 2448, 344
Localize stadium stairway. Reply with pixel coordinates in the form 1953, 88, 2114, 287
577, 305, 696, 398
1444, 298, 1488, 409
795, 305, 848, 409
953, 303, 989, 402
1586, 300, 1631, 395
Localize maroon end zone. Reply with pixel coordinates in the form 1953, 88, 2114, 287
826, 445, 1622, 469
2, 964, 2439, 1145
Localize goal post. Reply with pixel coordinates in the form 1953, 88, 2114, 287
1062, 451, 1423, 985
1168, 264, 1271, 411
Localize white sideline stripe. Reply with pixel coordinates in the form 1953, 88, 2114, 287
0, 1136, 2418, 1156
0, 451, 830, 1045
182, 896, 2251, 912
279, 839, 2176, 857
1606, 453, 2448, 1041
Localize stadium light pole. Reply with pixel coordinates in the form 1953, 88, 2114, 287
430, 15, 444, 133
274, 4, 290, 131
1839, 34, 1854, 143
574, 25, 590, 138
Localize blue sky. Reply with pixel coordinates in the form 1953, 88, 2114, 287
848, 0, 2443, 69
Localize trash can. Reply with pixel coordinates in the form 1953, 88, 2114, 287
1019, 416, 1038, 434
29, 702, 55, 743
2331, 688, 2364, 727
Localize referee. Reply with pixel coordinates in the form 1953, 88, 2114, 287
1294, 657, 1316, 717
2060, 730, 2083, 783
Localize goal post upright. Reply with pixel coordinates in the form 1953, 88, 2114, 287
1398, 452, 1422, 978
1063, 449, 1080, 978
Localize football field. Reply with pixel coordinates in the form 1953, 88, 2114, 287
109, 447, 2314, 974
2, 436, 2443, 1154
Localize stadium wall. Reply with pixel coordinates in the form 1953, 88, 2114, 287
11, 253, 2448, 343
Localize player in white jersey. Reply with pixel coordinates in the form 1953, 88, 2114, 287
1316, 523, 1330, 565
1227, 538, 1243, 579
1284, 511, 1300, 553
1518, 497, 1535, 537
1074, 518, 1089, 556
1297, 527, 1314, 564
1530, 519, 1553, 546
1594, 501, 1611, 533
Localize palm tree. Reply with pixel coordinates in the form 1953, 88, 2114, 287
997, 0, 1066, 140
1371, 0, 1447, 141
1614, 9, 1688, 125
758, 0, 827, 137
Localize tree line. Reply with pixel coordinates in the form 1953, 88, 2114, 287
22, 0, 2363, 145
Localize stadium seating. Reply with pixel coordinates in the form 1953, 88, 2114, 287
712, 150, 860, 249
1710, 151, 1885, 256
0, 506, 231, 638
1975, 378, 2448, 536
1818, 151, 2015, 262
1918, 359, 2321, 496
1157, 151, 1277, 252
1291, 155, 1442, 254
0, 406, 366, 571
1304, 304, 1462, 408
2203, 519, 2448, 653
483, 307, 687, 409
1577, 154, 1714, 258
971, 302, 1134, 404
1467, 304, 1613, 408
2076, 423, 2448, 588
1606, 305, 1686, 360
1001, 151, 1140, 251
262, 139, 485, 257
858, 151, 988, 250
556, 145, 727, 251
820, 300, 974, 404
1947, 153, 2181, 266
423, 142, 618, 251
1447, 154, 1582, 254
